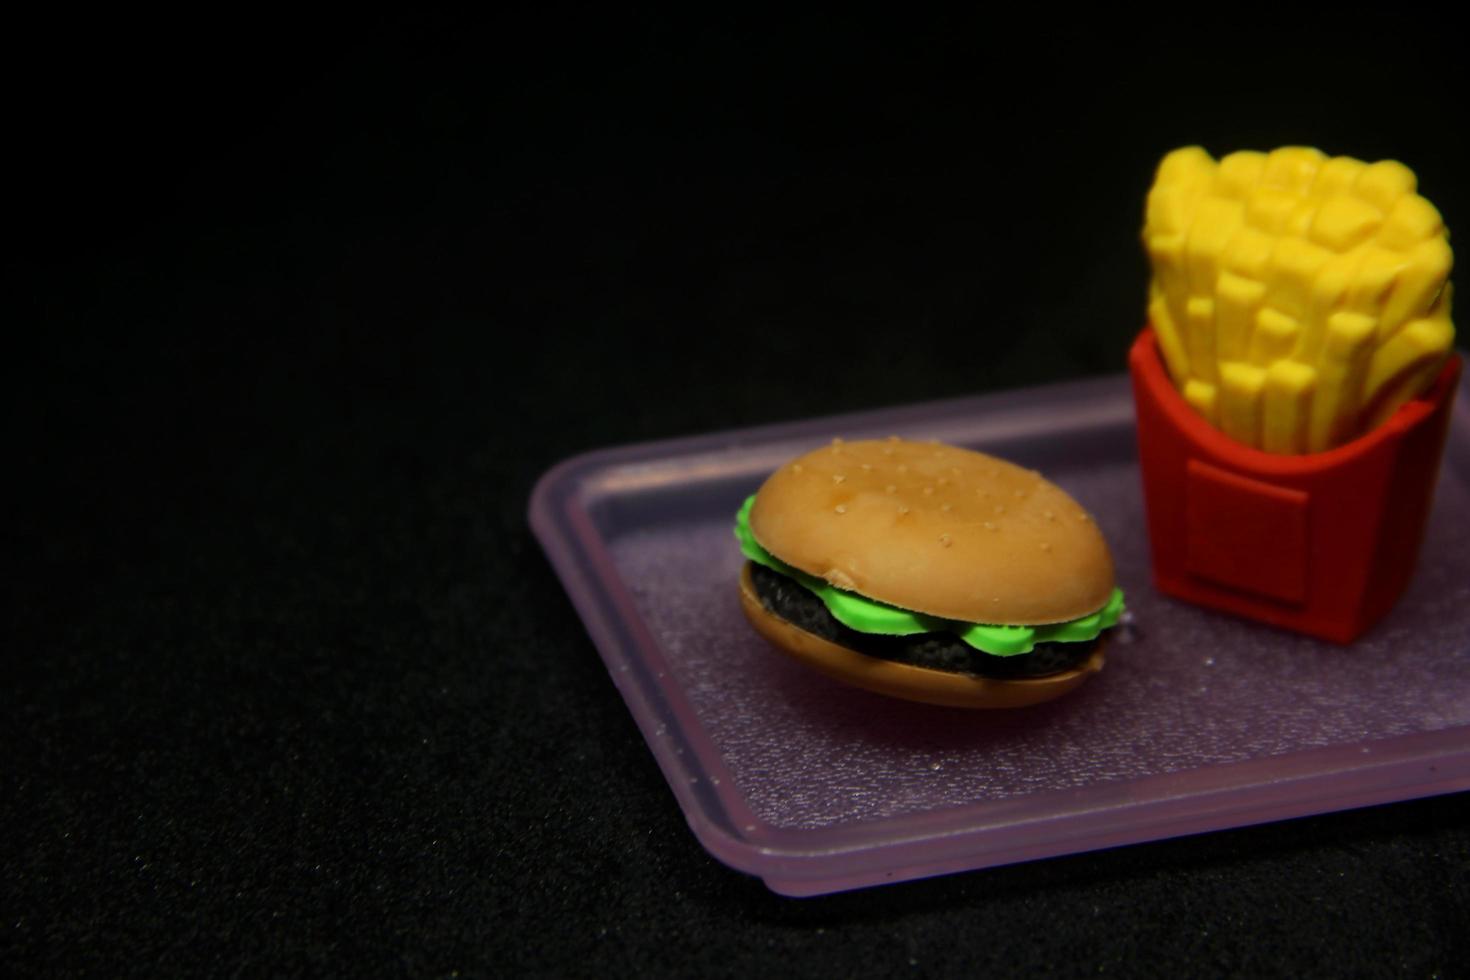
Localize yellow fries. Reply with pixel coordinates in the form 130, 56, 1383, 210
1144, 147, 1455, 453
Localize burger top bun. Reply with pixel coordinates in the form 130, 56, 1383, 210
748, 438, 1115, 626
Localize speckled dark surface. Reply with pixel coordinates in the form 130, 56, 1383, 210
6, 13, 1470, 978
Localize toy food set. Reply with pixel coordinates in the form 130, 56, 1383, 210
1132, 146, 1460, 642
734, 438, 1123, 708
530, 147, 1470, 895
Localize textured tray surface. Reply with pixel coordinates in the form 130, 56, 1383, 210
530, 370, 1470, 894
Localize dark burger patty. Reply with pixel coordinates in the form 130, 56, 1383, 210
748, 562, 1101, 679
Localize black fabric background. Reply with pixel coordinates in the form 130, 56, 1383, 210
6, 12, 1469, 977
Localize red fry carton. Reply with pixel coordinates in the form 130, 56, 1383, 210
1130, 326, 1461, 643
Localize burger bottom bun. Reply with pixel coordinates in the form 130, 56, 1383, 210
739, 564, 1105, 709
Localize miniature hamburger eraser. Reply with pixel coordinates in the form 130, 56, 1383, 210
734, 438, 1125, 708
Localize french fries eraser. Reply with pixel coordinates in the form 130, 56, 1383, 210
1131, 147, 1462, 644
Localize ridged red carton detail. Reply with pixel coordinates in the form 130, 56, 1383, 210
1129, 327, 1461, 643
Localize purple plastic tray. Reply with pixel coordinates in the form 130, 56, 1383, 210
529, 370, 1470, 896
